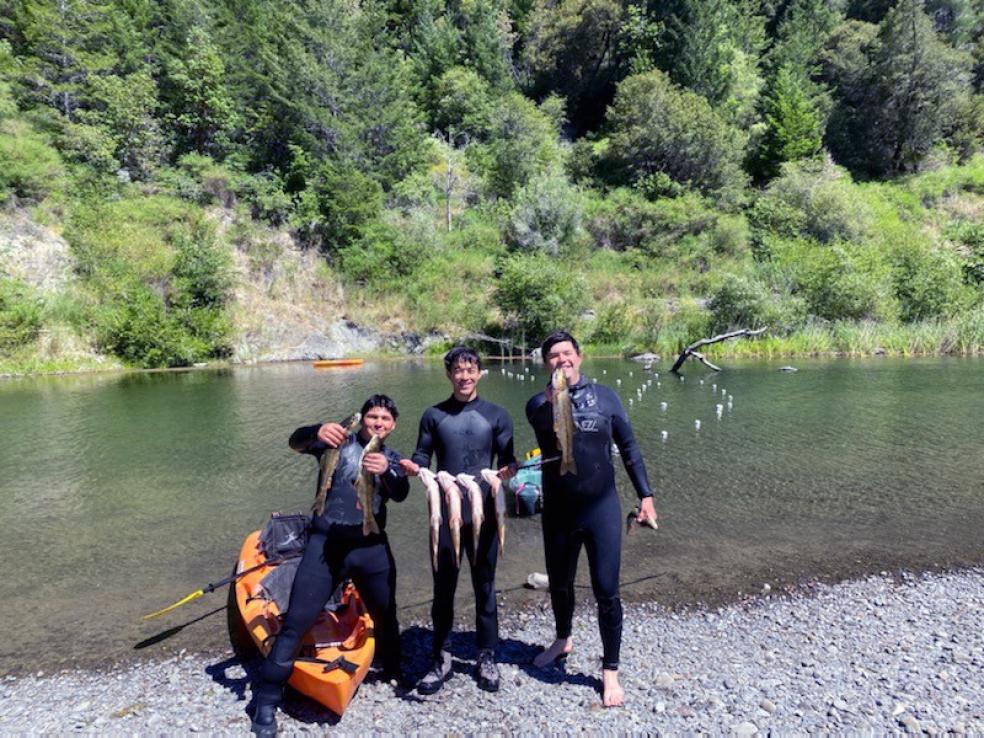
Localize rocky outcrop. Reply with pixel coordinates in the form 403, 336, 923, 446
0, 210, 73, 292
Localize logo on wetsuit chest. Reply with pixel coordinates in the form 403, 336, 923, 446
577, 418, 600, 432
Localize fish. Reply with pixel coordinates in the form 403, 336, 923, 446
552, 368, 577, 476
355, 433, 383, 536
312, 412, 362, 517
480, 468, 507, 553
625, 505, 659, 535
456, 473, 485, 552
436, 471, 462, 567
418, 468, 442, 571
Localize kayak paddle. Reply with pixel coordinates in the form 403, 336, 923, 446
142, 555, 293, 620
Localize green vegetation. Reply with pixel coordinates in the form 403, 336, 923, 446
0, 1, 982, 373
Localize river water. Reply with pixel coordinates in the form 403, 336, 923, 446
1, 357, 982, 674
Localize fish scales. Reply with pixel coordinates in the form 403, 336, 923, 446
456, 473, 484, 551
418, 468, 442, 571
355, 434, 383, 536
436, 471, 462, 568
552, 368, 578, 476
312, 412, 361, 517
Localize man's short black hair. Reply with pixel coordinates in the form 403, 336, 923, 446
360, 393, 399, 419
541, 331, 581, 360
444, 346, 481, 371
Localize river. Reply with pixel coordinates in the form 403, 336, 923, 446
1, 356, 982, 674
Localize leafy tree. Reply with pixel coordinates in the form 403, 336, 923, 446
660, 0, 766, 125
82, 68, 163, 177
864, 0, 974, 173
430, 66, 494, 138
522, 0, 629, 131
165, 26, 237, 158
756, 64, 825, 178
481, 92, 562, 199
605, 70, 748, 201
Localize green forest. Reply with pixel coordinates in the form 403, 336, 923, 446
1, 0, 984, 371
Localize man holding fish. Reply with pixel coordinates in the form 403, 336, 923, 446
249, 394, 409, 736
399, 346, 516, 695
525, 331, 658, 708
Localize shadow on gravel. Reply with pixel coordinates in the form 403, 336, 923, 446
399, 624, 601, 695
132, 606, 226, 650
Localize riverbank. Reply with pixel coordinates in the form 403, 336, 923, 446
2, 568, 981, 734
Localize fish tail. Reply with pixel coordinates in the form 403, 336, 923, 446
560, 457, 577, 476
498, 523, 505, 554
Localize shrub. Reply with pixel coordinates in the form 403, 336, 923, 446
505, 174, 584, 255
494, 253, 587, 341
753, 158, 872, 245
0, 279, 43, 351
340, 220, 428, 285
892, 244, 968, 322
0, 120, 65, 204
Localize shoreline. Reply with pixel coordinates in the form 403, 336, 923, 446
2, 346, 982, 382
2, 567, 982, 733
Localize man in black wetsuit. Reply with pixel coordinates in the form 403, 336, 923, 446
399, 346, 516, 694
249, 394, 409, 736
525, 331, 657, 707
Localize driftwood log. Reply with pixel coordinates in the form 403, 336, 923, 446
670, 327, 768, 373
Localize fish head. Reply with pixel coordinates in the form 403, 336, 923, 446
479, 469, 500, 488
364, 434, 382, 453
436, 470, 458, 490
418, 467, 436, 485
552, 367, 567, 391
340, 411, 362, 432
455, 473, 476, 488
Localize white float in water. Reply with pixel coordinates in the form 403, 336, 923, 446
602, 369, 607, 375
721, 389, 727, 397
716, 404, 723, 418
680, 376, 685, 382
616, 379, 622, 386
657, 382, 661, 388
712, 383, 717, 392
628, 398, 634, 406
660, 402, 668, 412
629, 371, 634, 377
694, 419, 701, 430
525, 367, 530, 373
699, 379, 704, 385
661, 430, 668, 441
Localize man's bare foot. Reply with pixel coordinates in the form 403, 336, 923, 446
533, 638, 572, 668
602, 669, 624, 707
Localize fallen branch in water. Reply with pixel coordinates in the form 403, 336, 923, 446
670, 327, 769, 373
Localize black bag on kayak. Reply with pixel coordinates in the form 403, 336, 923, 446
258, 556, 347, 614
258, 513, 309, 559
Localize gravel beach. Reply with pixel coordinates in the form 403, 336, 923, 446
2, 568, 982, 734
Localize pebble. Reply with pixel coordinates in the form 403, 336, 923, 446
1, 570, 983, 734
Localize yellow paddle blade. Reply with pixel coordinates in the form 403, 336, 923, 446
142, 589, 205, 620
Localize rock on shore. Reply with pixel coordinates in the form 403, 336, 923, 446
2, 569, 982, 734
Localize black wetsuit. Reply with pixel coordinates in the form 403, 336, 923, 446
411, 396, 515, 658
526, 378, 651, 670
255, 427, 409, 704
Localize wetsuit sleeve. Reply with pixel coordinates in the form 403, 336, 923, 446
379, 449, 410, 502
493, 407, 516, 468
411, 410, 436, 468
288, 423, 325, 457
608, 390, 653, 499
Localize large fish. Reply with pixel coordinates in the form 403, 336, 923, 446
480, 468, 507, 554
418, 468, 442, 571
312, 412, 362, 517
552, 368, 577, 476
355, 434, 383, 536
456, 473, 484, 551
436, 471, 462, 567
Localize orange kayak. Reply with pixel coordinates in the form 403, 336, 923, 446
313, 359, 365, 368
233, 530, 375, 715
